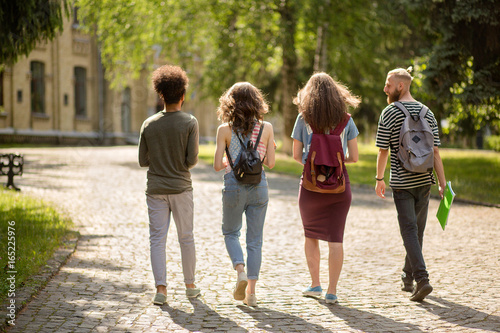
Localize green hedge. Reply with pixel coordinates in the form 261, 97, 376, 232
485, 136, 500, 152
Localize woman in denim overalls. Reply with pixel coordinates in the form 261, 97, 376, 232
214, 82, 276, 306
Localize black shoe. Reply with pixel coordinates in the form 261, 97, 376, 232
401, 274, 414, 292
401, 280, 414, 292
410, 279, 433, 302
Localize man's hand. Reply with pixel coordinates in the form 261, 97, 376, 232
375, 180, 386, 199
438, 183, 445, 199
375, 149, 389, 199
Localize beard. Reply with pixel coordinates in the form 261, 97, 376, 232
387, 89, 401, 104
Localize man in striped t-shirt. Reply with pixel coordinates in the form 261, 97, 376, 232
375, 67, 446, 302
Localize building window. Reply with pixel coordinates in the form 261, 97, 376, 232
121, 87, 131, 132
74, 67, 87, 117
73, 6, 80, 27
31, 61, 45, 114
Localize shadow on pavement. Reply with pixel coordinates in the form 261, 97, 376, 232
349, 185, 395, 209
10, 263, 153, 331
189, 162, 392, 210
419, 296, 500, 331
191, 163, 224, 183
319, 299, 424, 332
267, 175, 395, 209
161, 298, 248, 332
237, 305, 331, 332
119, 162, 142, 170
12, 158, 83, 191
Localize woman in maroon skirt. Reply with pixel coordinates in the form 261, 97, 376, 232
291, 73, 361, 304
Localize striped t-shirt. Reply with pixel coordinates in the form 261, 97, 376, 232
225, 122, 267, 174
375, 101, 440, 189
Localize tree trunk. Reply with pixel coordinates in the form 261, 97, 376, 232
279, 0, 298, 155
313, 0, 329, 73
313, 23, 328, 72
313, 25, 324, 72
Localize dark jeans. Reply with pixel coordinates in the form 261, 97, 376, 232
392, 185, 431, 283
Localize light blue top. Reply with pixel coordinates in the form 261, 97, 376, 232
291, 113, 359, 164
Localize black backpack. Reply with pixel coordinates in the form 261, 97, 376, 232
225, 123, 265, 184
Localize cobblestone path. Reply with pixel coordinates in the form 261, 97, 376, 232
2, 146, 499, 332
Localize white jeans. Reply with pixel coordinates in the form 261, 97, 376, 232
146, 190, 195, 287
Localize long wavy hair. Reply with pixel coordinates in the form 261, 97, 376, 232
294, 73, 361, 133
217, 82, 269, 136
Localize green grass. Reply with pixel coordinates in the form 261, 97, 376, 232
199, 143, 500, 205
438, 149, 500, 204
0, 189, 74, 302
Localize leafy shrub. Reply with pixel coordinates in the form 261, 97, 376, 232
485, 136, 500, 152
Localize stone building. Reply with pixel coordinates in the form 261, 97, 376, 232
0, 10, 218, 145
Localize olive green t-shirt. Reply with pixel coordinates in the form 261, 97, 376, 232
138, 110, 199, 194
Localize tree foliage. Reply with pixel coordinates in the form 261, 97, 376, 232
405, 0, 500, 137
75, 0, 499, 148
0, 0, 70, 64
77, 0, 410, 150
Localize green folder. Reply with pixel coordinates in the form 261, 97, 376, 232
436, 181, 456, 230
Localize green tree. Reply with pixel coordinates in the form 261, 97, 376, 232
75, 0, 413, 151
0, 0, 70, 64
311, 1, 414, 139
201, 0, 415, 148
405, 0, 500, 142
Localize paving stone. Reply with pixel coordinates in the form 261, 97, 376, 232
1, 146, 499, 333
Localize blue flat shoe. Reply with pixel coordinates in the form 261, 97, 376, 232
325, 293, 338, 304
302, 286, 322, 297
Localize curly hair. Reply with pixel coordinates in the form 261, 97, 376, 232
152, 65, 189, 105
294, 73, 360, 133
217, 82, 269, 136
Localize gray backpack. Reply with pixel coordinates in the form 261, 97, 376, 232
394, 102, 434, 173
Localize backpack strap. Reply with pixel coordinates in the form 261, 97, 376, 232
225, 146, 235, 171
331, 113, 351, 135
254, 122, 265, 146
248, 122, 266, 162
225, 122, 266, 170
236, 122, 264, 148
419, 106, 429, 119
393, 101, 411, 117
255, 122, 266, 162
225, 125, 239, 171
394, 101, 425, 121
312, 114, 351, 135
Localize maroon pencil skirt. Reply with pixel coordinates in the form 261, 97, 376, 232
298, 181, 352, 243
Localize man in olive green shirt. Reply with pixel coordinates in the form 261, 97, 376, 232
138, 65, 200, 305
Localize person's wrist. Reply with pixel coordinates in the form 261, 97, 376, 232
375, 176, 384, 181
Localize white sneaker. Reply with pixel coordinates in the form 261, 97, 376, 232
233, 271, 248, 301
244, 293, 257, 306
